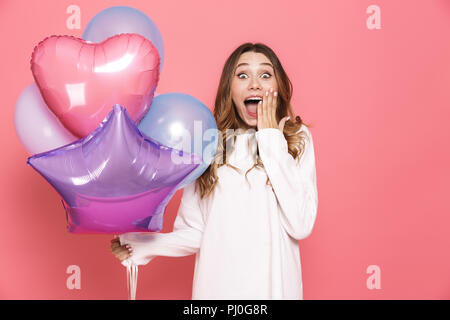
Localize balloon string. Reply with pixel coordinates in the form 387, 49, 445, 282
126, 264, 138, 300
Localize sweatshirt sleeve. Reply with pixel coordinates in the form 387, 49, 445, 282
119, 181, 205, 267
255, 125, 318, 240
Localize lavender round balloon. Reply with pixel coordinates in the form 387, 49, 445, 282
14, 82, 77, 155
138, 93, 218, 189
27, 105, 200, 234
82, 6, 164, 72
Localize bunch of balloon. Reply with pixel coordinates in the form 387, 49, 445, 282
14, 6, 218, 300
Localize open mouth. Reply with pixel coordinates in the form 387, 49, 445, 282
244, 97, 262, 115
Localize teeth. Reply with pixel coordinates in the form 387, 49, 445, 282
245, 97, 262, 102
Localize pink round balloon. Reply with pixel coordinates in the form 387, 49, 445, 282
14, 82, 78, 155
30, 33, 160, 138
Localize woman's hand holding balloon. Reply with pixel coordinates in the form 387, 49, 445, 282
110, 236, 133, 262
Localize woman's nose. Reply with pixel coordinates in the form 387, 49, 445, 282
248, 77, 262, 90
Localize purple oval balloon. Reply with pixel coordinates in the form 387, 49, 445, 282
27, 105, 201, 234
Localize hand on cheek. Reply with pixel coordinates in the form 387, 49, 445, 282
257, 88, 289, 132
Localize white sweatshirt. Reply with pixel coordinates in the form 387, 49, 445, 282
119, 126, 318, 300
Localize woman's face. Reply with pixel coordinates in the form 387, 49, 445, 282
231, 51, 278, 128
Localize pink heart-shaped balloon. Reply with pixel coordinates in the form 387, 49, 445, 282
31, 34, 160, 138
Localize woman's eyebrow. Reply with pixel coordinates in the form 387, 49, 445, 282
236, 62, 274, 69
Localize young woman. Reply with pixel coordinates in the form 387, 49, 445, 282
111, 42, 318, 300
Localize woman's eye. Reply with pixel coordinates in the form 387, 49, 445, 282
237, 72, 271, 79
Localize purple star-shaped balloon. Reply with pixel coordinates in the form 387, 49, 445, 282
27, 104, 201, 234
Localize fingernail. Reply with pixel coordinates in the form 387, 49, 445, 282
270, 88, 273, 93
265, 91, 268, 96
287, 117, 290, 121
274, 91, 278, 97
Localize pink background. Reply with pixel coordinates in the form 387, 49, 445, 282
1, 0, 449, 299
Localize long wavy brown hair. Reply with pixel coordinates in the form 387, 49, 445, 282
195, 42, 311, 200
